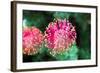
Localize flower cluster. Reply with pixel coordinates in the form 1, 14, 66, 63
23, 26, 43, 55
22, 19, 77, 56
45, 19, 77, 54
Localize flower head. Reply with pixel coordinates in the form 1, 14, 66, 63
45, 19, 77, 54
23, 26, 43, 55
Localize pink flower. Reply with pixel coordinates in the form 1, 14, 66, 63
23, 26, 43, 55
45, 19, 77, 54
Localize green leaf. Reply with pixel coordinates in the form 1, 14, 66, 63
68, 44, 78, 60
78, 48, 91, 59
50, 43, 79, 60
53, 12, 72, 19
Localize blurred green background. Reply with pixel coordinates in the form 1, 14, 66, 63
23, 10, 91, 62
